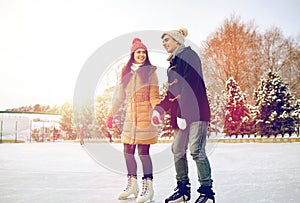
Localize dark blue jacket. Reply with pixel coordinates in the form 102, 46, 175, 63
156, 46, 210, 128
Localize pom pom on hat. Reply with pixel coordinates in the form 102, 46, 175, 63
161, 28, 188, 45
131, 38, 148, 54
132, 38, 142, 44
178, 28, 188, 37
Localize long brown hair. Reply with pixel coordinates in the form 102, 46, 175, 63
121, 51, 152, 87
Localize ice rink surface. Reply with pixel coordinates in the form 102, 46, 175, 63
0, 142, 300, 203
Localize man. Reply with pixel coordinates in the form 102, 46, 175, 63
154, 28, 215, 203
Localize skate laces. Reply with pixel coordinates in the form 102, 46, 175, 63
124, 176, 135, 192
140, 179, 149, 196
169, 183, 190, 200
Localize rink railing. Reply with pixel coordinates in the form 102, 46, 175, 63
1, 132, 300, 144
75, 133, 300, 144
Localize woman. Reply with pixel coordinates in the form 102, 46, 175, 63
106, 38, 160, 202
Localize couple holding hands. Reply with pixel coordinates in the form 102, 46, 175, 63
106, 28, 215, 203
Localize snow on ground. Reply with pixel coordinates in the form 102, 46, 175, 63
0, 142, 299, 203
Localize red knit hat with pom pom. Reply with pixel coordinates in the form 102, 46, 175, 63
131, 38, 148, 54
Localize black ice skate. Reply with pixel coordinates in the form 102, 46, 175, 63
165, 181, 191, 203
194, 185, 215, 203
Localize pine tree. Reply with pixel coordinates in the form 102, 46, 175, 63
240, 104, 258, 135
293, 99, 300, 136
158, 82, 174, 138
254, 71, 297, 136
223, 77, 251, 136
159, 114, 174, 138
207, 90, 226, 134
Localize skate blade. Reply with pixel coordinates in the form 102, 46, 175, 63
166, 196, 189, 203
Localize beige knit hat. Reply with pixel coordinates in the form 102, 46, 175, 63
161, 28, 188, 44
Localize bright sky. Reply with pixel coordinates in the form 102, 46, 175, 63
0, 0, 299, 110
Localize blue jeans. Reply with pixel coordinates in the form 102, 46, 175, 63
172, 121, 213, 186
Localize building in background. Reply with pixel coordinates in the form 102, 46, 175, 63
0, 112, 61, 143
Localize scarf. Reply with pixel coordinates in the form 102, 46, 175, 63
167, 44, 185, 61
131, 63, 142, 71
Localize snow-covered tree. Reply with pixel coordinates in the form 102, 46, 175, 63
240, 104, 258, 135
74, 100, 101, 139
95, 87, 126, 140
158, 82, 175, 138
203, 13, 262, 104
254, 71, 298, 136
59, 102, 76, 140
293, 99, 300, 136
207, 90, 226, 133
223, 77, 253, 136
159, 114, 174, 138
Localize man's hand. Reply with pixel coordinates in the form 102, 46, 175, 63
177, 117, 187, 130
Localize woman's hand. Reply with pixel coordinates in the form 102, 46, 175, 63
106, 116, 113, 129
151, 110, 164, 126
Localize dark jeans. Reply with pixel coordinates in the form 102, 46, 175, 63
124, 143, 153, 179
